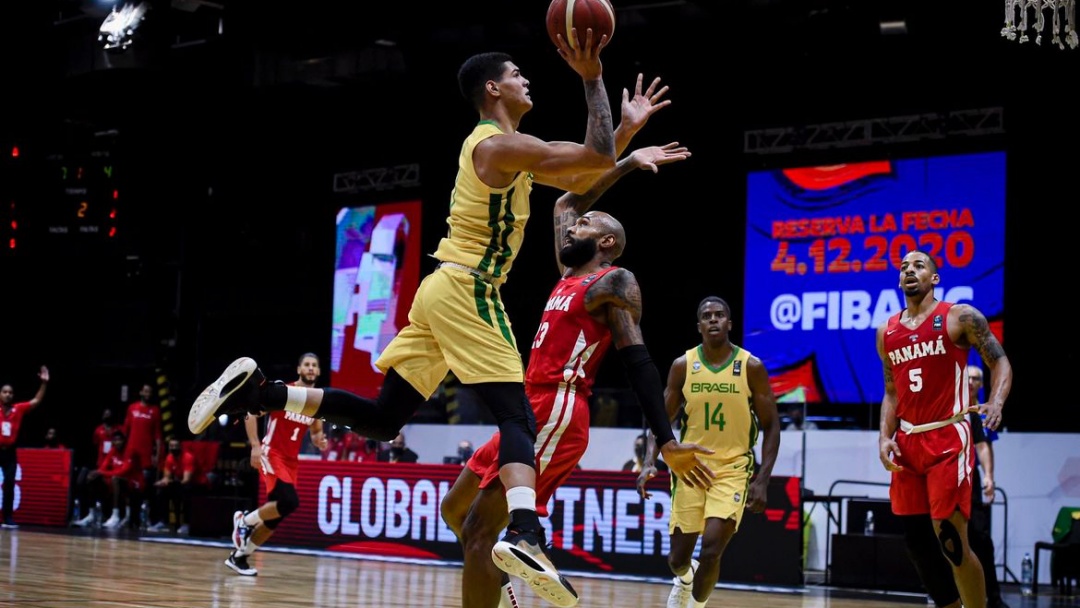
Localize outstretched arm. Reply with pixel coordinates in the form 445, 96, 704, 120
613, 74, 672, 157
552, 144, 689, 274
26, 365, 49, 411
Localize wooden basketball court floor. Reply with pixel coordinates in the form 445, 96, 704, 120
0, 527, 1059, 607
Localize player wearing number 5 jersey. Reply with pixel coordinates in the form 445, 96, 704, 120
225, 353, 328, 576
877, 249, 1012, 608
639, 297, 780, 608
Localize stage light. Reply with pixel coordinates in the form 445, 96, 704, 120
98, 1, 149, 51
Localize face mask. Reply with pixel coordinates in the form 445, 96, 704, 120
390, 446, 403, 458
458, 447, 473, 461
635, 445, 646, 459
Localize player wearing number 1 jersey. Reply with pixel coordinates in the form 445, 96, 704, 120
224, 353, 327, 576
639, 297, 780, 608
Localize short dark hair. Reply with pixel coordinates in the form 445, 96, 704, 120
697, 296, 731, 320
298, 352, 320, 366
458, 52, 514, 109
912, 249, 938, 273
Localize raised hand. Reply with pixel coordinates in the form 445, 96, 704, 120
629, 142, 691, 173
620, 74, 671, 134
554, 28, 608, 81
659, 441, 716, 489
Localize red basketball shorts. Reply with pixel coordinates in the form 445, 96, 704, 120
261, 453, 298, 495
467, 384, 591, 517
890, 419, 973, 520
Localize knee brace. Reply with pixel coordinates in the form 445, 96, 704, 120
902, 515, 960, 607
937, 519, 964, 567
268, 482, 300, 519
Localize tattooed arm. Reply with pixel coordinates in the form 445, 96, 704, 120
952, 303, 1012, 430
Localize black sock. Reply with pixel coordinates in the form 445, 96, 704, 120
509, 509, 541, 533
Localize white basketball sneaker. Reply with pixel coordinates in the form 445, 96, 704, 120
188, 357, 266, 434
666, 558, 699, 608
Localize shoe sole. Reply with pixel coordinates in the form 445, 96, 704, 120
223, 557, 258, 576
189, 357, 258, 434
231, 510, 245, 550
492, 541, 578, 608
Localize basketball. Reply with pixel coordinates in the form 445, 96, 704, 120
546, 0, 616, 51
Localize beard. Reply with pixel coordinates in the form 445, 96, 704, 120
558, 237, 597, 268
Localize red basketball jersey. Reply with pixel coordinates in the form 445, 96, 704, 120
262, 398, 316, 464
122, 401, 161, 466
0, 402, 31, 448
524, 266, 617, 398
884, 300, 971, 425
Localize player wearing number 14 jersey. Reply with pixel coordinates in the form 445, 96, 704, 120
225, 353, 328, 576
640, 296, 780, 608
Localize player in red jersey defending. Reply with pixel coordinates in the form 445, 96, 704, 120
440, 73, 713, 608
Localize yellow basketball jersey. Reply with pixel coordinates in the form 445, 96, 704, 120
433, 121, 533, 286
678, 345, 759, 462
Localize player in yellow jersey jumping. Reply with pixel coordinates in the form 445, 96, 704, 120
638, 296, 781, 608
189, 30, 710, 608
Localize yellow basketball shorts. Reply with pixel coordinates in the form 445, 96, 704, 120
669, 454, 753, 535
375, 264, 523, 398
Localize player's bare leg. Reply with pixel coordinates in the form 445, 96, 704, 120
934, 511, 987, 608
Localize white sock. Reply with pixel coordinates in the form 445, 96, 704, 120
505, 487, 536, 513
692, 600, 707, 608
238, 540, 260, 556
499, 580, 519, 607
678, 569, 695, 585
243, 511, 263, 527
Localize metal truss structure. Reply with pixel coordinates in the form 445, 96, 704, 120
332, 163, 420, 193
743, 107, 1005, 155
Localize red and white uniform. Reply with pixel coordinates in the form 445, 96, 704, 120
884, 300, 974, 519
122, 401, 161, 469
92, 424, 115, 467
470, 267, 617, 516
99, 447, 143, 490
0, 402, 32, 448
260, 387, 316, 492
163, 450, 208, 486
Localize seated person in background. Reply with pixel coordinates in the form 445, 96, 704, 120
346, 433, 381, 463
42, 427, 65, 449
784, 405, 819, 431
444, 440, 474, 465
378, 433, 419, 464
74, 430, 143, 529
323, 427, 379, 462
623, 433, 668, 473
149, 437, 208, 533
